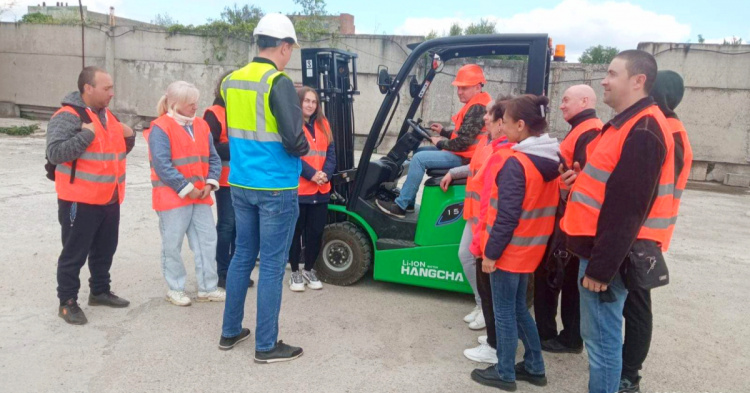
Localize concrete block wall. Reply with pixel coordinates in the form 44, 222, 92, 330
2, 22, 749, 181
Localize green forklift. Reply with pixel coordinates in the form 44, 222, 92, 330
300, 34, 553, 294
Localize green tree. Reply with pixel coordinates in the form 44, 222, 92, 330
697, 34, 705, 43
464, 19, 495, 35
21, 12, 54, 24
292, 0, 329, 40
449, 23, 462, 36
151, 13, 178, 27
579, 45, 619, 64
425, 30, 438, 40
722, 36, 743, 45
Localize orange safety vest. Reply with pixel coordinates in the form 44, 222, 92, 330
662, 117, 693, 250
450, 91, 492, 159
144, 115, 213, 211
299, 118, 332, 196
463, 135, 493, 226
54, 106, 127, 205
480, 151, 559, 272
204, 105, 230, 187
560, 104, 676, 249
558, 117, 603, 198
471, 143, 515, 257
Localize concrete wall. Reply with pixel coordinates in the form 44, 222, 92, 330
639, 42, 750, 179
2, 22, 747, 175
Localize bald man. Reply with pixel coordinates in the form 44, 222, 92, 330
534, 84, 604, 354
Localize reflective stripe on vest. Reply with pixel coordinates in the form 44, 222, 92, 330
450, 92, 492, 159
144, 115, 214, 211
560, 104, 676, 249
222, 68, 281, 140
480, 151, 559, 273
299, 118, 332, 196
53, 106, 127, 205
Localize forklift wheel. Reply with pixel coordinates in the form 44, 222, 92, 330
315, 222, 372, 286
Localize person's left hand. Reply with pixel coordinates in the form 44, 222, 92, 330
199, 186, 212, 199
482, 257, 497, 273
581, 275, 608, 292
430, 136, 443, 145
122, 124, 134, 138
440, 173, 453, 192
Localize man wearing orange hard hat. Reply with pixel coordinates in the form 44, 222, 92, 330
377, 64, 492, 218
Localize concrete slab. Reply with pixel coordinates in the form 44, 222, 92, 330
724, 173, 750, 188
1, 138, 749, 393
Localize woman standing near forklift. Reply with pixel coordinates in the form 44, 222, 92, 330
472, 94, 559, 391
288, 87, 337, 292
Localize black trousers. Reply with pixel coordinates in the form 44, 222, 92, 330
622, 288, 652, 382
289, 202, 328, 272
533, 256, 582, 348
57, 199, 120, 304
475, 258, 496, 349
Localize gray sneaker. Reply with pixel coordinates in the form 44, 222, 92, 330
289, 271, 305, 292
302, 269, 323, 290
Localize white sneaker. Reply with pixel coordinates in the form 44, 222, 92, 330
464, 305, 481, 323
478, 335, 488, 345
166, 290, 191, 306
289, 271, 305, 292
302, 269, 323, 290
463, 343, 498, 363
469, 311, 486, 330
197, 288, 226, 302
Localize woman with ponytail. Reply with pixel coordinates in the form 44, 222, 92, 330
145, 81, 225, 306
471, 94, 560, 391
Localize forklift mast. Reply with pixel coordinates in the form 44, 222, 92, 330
301, 48, 360, 203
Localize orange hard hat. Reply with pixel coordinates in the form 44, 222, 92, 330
452, 64, 486, 87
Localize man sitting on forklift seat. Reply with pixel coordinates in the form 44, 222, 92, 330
377, 64, 492, 218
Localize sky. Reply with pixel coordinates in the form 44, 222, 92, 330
2, 0, 748, 60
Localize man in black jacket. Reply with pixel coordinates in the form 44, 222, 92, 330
562, 50, 670, 393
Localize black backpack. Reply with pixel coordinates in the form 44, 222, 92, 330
45, 105, 93, 182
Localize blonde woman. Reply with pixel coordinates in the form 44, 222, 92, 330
144, 81, 225, 306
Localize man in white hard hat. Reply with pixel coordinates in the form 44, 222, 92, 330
218, 13, 309, 364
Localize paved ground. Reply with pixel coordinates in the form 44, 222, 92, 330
1, 129, 749, 393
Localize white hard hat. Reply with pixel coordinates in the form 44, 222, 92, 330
253, 13, 300, 48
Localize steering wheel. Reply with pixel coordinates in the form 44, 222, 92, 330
406, 118, 433, 140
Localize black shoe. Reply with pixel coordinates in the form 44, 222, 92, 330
218, 278, 255, 289
618, 376, 641, 393
541, 337, 583, 354
254, 340, 303, 364
406, 204, 415, 213
59, 299, 87, 325
218, 328, 251, 351
514, 361, 548, 386
88, 291, 130, 308
376, 199, 406, 218
470, 365, 517, 391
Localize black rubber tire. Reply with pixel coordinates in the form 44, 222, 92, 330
314, 222, 372, 286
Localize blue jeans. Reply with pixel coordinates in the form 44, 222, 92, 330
491, 269, 545, 382
221, 187, 299, 352
215, 186, 236, 280
578, 258, 628, 393
394, 148, 463, 210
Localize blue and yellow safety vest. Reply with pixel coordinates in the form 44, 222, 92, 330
221, 61, 301, 190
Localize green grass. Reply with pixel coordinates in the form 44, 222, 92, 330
0, 124, 40, 136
